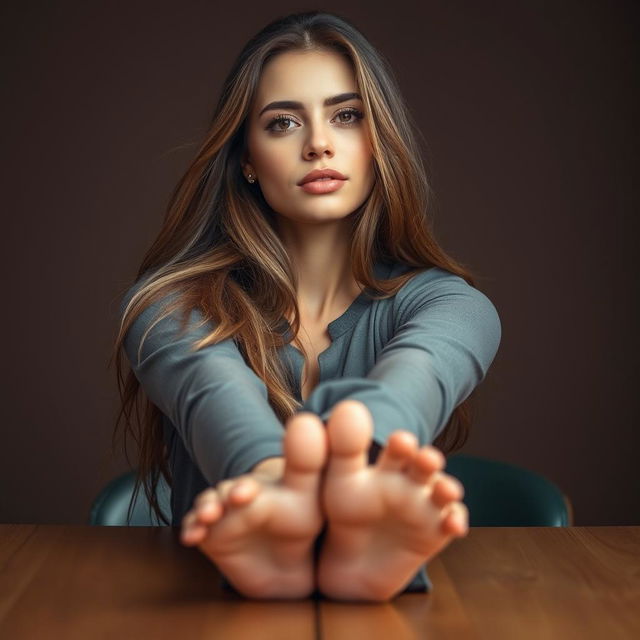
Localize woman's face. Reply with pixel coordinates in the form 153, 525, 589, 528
243, 49, 375, 224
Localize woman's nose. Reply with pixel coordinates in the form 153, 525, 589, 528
302, 121, 334, 159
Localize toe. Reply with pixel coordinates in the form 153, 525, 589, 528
375, 431, 418, 472
215, 479, 236, 504
216, 477, 265, 510
441, 502, 469, 537
430, 473, 465, 508
180, 511, 208, 546
227, 477, 261, 506
194, 489, 223, 522
407, 446, 445, 483
282, 411, 328, 490
326, 400, 374, 475
194, 487, 218, 507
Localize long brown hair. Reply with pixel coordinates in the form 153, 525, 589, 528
111, 10, 479, 525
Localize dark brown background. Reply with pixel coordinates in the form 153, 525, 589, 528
1, 1, 637, 525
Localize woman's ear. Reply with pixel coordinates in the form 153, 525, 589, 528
241, 158, 257, 184
241, 154, 254, 179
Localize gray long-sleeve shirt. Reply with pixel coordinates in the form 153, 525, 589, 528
121, 258, 502, 592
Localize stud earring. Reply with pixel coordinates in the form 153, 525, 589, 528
247, 173, 255, 183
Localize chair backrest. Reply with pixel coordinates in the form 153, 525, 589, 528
89, 472, 171, 526
90, 456, 572, 527
445, 454, 572, 526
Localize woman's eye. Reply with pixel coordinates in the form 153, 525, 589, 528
266, 115, 299, 133
334, 108, 364, 125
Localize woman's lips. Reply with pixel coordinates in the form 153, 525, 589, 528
299, 178, 346, 194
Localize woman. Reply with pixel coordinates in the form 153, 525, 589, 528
113, 10, 501, 601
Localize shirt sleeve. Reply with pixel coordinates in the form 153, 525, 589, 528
299, 268, 502, 446
120, 284, 285, 486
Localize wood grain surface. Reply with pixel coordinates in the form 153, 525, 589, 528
1, 525, 638, 639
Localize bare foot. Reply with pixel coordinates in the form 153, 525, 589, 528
317, 400, 469, 601
180, 411, 327, 599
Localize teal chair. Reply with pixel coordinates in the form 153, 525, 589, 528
89, 472, 172, 526
446, 454, 573, 526
89, 455, 573, 527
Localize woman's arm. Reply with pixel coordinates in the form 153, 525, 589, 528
121, 285, 285, 487
299, 268, 502, 447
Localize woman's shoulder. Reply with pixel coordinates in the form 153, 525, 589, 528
386, 262, 471, 296
118, 272, 206, 348
386, 262, 501, 332
119, 271, 182, 321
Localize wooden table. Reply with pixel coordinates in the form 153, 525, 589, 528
1, 525, 638, 639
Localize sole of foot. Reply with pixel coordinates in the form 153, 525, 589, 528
317, 399, 469, 601
180, 411, 328, 599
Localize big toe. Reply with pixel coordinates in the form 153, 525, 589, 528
326, 400, 374, 474
282, 411, 328, 490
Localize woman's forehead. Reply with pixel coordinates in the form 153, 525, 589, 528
253, 50, 357, 110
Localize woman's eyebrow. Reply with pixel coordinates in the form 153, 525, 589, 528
258, 92, 362, 117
